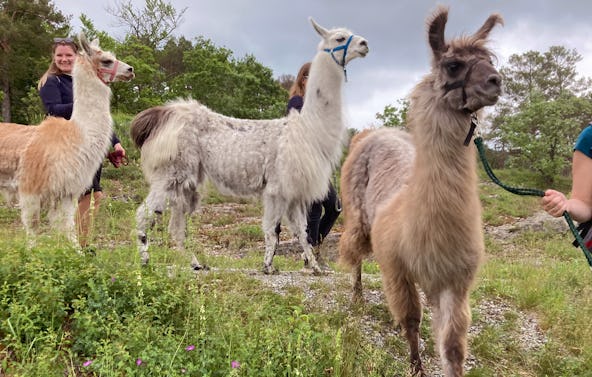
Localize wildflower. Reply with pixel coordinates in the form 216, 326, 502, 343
185, 345, 195, 351
136, 358, 142, 366
83, 360, 93, 367
231, 360, 240, 369
181, 368, 186, 374
111, 276, 116, 283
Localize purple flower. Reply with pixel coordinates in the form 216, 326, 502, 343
185, 344, 195, 351
136, 358, 143, 366
111, 276, 116, 283
83, 360, 93, 367
231, 360, 240, 369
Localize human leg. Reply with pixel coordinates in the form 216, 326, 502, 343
77, 168, 103, 248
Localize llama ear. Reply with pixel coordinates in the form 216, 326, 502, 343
78, 32, 93, 56
310, 17, 329, 38
428, 6, 449, 59
471, 13, 504, 42
90, 38, 100, 48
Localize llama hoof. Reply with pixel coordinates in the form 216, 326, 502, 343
192, 264, 210, 272
140, 251, 150, 265
262, 264, 279, 275
82, 246, 96, 256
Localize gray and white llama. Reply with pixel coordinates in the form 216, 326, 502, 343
131, 18, 368, 274
339, 7, 502, 377
0, 34, 134, 245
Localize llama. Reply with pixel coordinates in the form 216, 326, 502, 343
130, 18, 368, 274
0, 34, 134, 245
339, 7, 502, 376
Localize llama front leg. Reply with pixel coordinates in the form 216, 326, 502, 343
380, 261, 425, 376
19, 194, 41, 249
168, 189, 207, 271
261, 195, 287, 274
135, 190, 166, 265
431, 288, 471, 377
54, 197, 79, 248
285, 204, 322, 275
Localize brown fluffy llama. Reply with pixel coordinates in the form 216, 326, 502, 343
339, 7, 502, 376
0, 34, 134, 246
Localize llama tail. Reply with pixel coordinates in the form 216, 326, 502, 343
130, 106, 173, 148
338, 129, 376, 268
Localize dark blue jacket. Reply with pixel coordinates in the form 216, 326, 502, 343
39, 74, 120, 145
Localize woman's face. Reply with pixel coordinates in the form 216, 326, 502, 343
53, 44, 76, 73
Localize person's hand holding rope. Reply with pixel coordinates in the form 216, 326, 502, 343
542, 189, 569, 218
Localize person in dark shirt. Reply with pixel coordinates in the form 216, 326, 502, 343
38, 37, 126, 248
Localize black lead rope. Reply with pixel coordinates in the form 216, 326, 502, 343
474, 135, 592, 270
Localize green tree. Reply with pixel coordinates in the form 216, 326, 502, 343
376, 98, 409, 128
108, 0, 186, 49
173, 37, 286, 119
0, 0, 70, 122
489, 46, 592, 182
501, 94, 592, 183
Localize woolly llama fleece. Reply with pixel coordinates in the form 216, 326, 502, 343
0, 34, 134, 246
131, 18, 369, 274
339, 7, 502, 377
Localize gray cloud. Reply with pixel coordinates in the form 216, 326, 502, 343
54, 0, 592, 128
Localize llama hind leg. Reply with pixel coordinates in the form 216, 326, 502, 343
381, 261, 425, 376
431, 288, 471, 377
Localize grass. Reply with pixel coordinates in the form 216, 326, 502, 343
1, 148, 591, 375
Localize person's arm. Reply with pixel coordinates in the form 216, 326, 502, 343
39, 76, 73, 119
542, 150, 592, 222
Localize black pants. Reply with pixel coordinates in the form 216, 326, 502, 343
275, 181, 341, 246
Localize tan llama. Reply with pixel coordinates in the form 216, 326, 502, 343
339, 7, 503, 377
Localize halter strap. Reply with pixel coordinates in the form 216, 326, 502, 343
323, 34, 354, 81
98, 59, 119, 85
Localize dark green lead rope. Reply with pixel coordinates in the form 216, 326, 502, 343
474, 136, 592, 270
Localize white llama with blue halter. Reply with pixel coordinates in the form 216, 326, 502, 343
130, 18, 369, 274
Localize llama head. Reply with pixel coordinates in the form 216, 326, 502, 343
310, 18, 369, 67
77, 33, 135, 84
427, 6, 503, 113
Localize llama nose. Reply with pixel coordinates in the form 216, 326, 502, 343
488, 73, 501, 88
128, 67, 134, 73
360, 40, 368, 47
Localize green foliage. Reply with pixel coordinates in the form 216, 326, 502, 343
499, 95, 592, 183
0, 0, 70, 123
375, 99, 409, 128
488, 46, 592, 183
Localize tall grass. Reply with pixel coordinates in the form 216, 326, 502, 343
0, 148, 590, 376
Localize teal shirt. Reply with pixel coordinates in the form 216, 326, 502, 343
574, 125, 592, 158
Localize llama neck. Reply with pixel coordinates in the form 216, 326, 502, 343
300, 52, 345, 137
406, 83, 479, 213
71, 66, 113, 144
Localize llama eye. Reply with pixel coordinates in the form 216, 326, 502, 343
102, 59, 114, 66
445, 61, 464, 75
336, 37, 346, 43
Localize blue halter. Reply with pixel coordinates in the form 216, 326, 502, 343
323, 34, 354, 81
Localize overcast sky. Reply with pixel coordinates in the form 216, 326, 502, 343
51, 0, 592, 129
